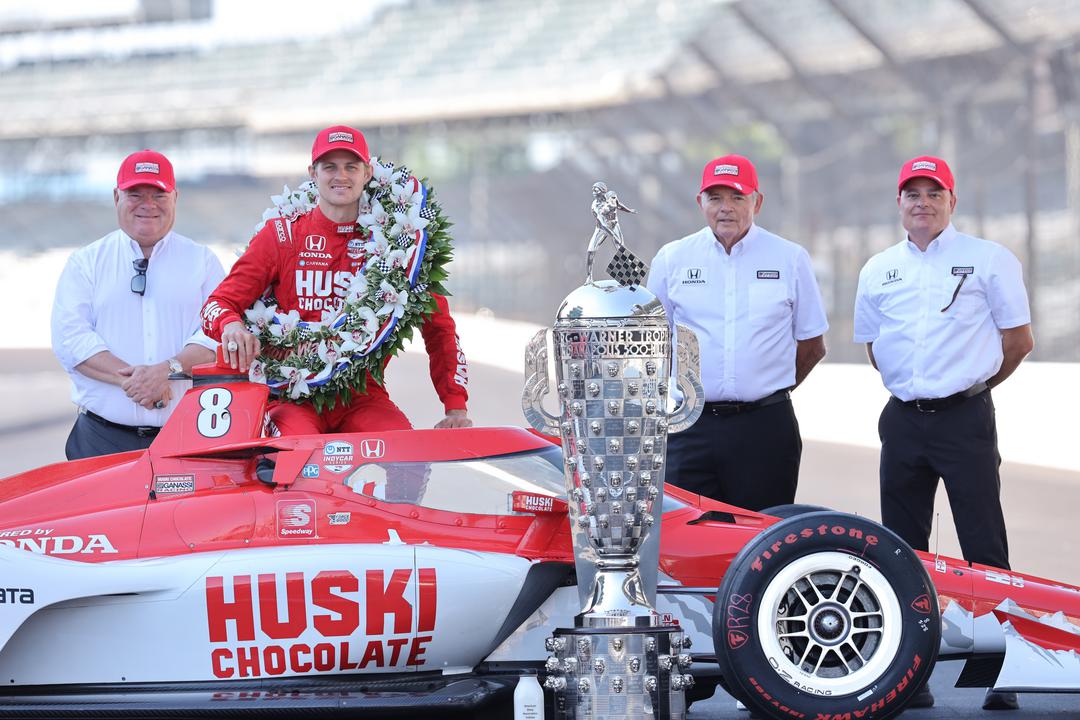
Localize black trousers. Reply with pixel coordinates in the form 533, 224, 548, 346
664, 398, 801, 511
878, 390, 1009, 570
64, 414, 157, 460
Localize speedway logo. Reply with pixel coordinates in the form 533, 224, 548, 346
276, 501, 316, 538
0, 528, 117, 555
204, 567, 437, 678
154, 474, 195, 494
134, 162, 160, 174
328, 131, 354, 144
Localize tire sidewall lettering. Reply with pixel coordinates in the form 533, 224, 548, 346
714, 512, 940, 720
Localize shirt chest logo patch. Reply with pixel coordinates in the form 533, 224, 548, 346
756, 270, 780, 280
882, 268, 903, 286
681, 267, 706, 285
951, 266, 974, 276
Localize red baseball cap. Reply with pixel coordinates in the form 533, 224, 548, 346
700, 155, 758, 195
116, 150, 175, 192
311, 125, 370, 164
898, 155, 954, 193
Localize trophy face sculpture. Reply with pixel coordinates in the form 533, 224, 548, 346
523, 184, 703, 719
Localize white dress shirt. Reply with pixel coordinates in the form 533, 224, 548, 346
51, 229, 225, 426
853, 223, 1030, 401
647, 224, 829, 402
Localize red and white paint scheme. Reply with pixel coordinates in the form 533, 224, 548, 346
0, 363, 1076, 716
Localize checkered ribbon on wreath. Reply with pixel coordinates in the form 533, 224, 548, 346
396, 166, 410, 179
375, 259, 392, 273
393, 232, 412, 249
419, 206, 437, 221
606, 246, 648, 287
414, 282, 428, 294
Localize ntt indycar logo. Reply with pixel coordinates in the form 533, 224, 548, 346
277, 501, 315, 538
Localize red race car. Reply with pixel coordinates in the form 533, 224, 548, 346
0, 365, 1076, 719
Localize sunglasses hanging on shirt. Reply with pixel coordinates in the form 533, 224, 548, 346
940, 273, 966, 313
131, 258, 148, 296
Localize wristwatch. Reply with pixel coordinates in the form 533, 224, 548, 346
167, 357, 183, 376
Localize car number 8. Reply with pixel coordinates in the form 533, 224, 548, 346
197, 388, 233, 438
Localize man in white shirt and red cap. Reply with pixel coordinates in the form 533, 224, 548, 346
52, 150, 225, 459
854, 155, 1034, 711
647, 154, 828, 512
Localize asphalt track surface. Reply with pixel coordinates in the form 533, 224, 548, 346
0, 349, 1077, 719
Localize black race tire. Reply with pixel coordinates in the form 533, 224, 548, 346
759, 503, 831, 519
713, 511, 939, 720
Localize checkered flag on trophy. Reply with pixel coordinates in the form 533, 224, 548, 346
606, 245, 648, 287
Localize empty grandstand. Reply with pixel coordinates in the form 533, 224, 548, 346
1, 0, 1078, 360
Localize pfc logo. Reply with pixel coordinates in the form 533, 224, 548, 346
305, 235, 327, 252
276, 501, 316, 538
360, 439, 385, 459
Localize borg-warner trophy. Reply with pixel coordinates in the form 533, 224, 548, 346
522, 185, 703, 719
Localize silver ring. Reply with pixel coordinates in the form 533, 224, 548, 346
227, 340, 239, 352
154, 400, 166, 409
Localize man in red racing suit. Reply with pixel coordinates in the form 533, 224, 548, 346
201, 125, 470, 434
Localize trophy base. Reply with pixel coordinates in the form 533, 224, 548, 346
544, 625, 693, 720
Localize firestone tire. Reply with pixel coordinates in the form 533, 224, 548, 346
712, 511, 939, 720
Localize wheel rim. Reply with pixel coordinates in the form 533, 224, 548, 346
755, 551, 904, 697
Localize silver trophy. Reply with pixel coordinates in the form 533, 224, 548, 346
523, 183, 703, 719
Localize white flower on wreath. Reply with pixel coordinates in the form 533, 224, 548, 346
369, 160, 396, 191
279, 365, 312, 399
244, 300, 278, 330
338, 307, 379, 353
318, 339, 346, 367
344, 273, 369, 303
268, 309, 302, 338
376, 280, 408, 319
364, 228, 390, 257
320, 307, 341, 325
390, 205, 430, 240
390, 181, 422, 206
358, 199, 390, 230
386, 247, 414, 271
248, 359, 267, 385
358, 191, 373, 216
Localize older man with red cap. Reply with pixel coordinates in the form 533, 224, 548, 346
854, 156, 1033, 711
202, 125, 470, 435
646, 154, 828, 512
52, 150, 225, 459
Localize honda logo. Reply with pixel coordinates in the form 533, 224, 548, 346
360, 439, 385, 459
305, 235, 327, 252
886, 268, 899, 281
687, 268, 701, 280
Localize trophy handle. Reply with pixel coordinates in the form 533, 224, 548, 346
522, 328, 561, 436
668, 324, 704, 433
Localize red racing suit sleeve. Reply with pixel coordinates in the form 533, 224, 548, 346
201, 221, 283, 340
421, 293, 469, 414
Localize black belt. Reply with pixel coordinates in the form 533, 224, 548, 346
895, 382, 989, 413
703, 389, 790, 415
83, 410, 161, 438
